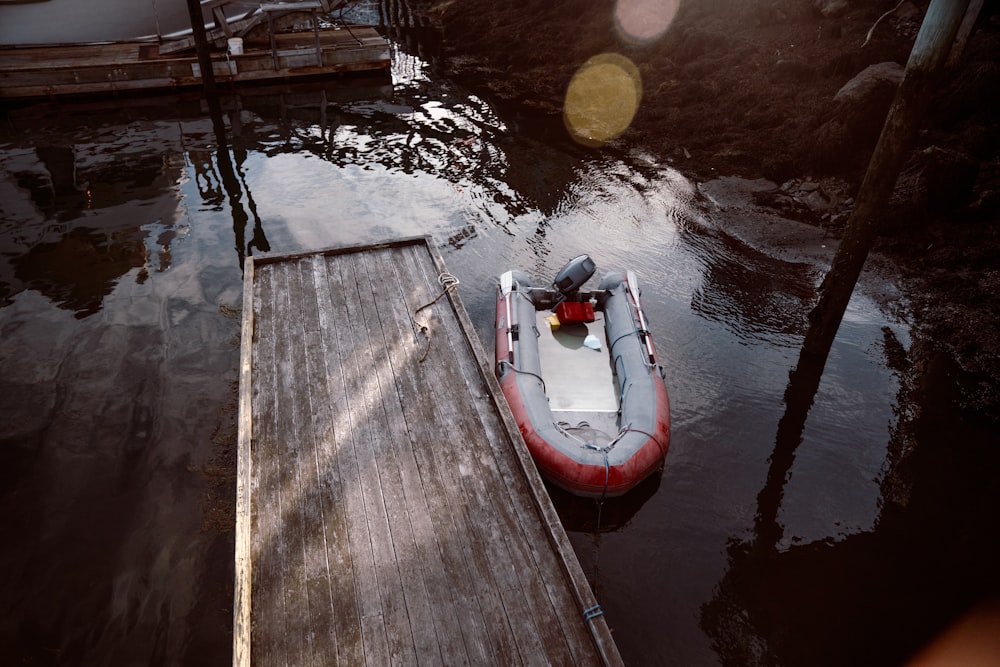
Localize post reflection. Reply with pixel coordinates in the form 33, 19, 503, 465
205, 93, 270, 268
699, 315, 866, 665
701, 303, 1000, 665
753, 345, 829, 553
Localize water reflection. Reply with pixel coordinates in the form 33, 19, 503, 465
11, 227, 148, 318
28, 145, 88, 215
550, 471, 662, 535
682, 219, 818, 345
0, 129, 188, 313
702, 349, 1000, 666
699, 244, 1000, 666
204, 94, 271, 267
0, 30, 954, 666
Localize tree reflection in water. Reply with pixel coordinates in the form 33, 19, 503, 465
702, 317, 1000, 666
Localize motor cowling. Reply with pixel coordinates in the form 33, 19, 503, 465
552, 254, 596, 298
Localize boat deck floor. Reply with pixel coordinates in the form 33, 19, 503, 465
535, 311, 621, 446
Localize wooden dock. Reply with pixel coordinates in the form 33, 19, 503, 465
235, 237, 622, 666
0, 27, 390, 100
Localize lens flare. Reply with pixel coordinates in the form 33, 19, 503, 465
563, 53, 642, 148
615, 0, 680, 44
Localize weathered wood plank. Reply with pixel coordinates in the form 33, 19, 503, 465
309, 255, 365, 666
340, 251, 418, 665
366, 247, 489, 665
351, 250, 441, 660
354, 249, 471, 664
289, 257, 338, 666
241, 236, 621, 666
367, 246, 505, 664
273, 260, 312, 667
234, 257, 255, 667
392, 244, 558, 663
394, 245, 558, 663
250, 262, 290, 665
383, 248, 512, 651
340, 253, 409, 664
418, 244, 623, 665
364, 244, 525, 663
324, 254, 391, 665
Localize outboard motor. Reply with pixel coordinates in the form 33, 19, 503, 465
552, 254, 596, 300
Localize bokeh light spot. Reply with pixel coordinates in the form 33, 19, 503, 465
615, 0, 680, 44
563, 53, 642, 148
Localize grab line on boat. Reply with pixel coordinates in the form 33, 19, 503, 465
608, 327, 652, 353
497, 359, 546, 392
620, 426, 670, 458
553, 421, 612, 497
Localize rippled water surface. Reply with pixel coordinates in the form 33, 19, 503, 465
1, 29, 996, 667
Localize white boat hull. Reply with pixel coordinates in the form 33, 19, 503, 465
0, 0, 231, 46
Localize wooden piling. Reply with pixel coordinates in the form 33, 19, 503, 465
802, 0, 971, 361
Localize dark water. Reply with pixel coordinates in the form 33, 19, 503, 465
2, 22, 998, 667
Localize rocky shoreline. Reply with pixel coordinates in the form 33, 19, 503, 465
413, 0, 1000, 417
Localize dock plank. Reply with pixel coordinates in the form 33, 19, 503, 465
289, 258, 339, 667
326, 255, 393, 665
341, 251, 419, 666
354, 249, 467, 664
397, 244, 569, 664
235, 237, 623, 666
309, 255, 365, 666
249, 264, 289, 665
273, 260, 311, 667
368, 246, 506, 664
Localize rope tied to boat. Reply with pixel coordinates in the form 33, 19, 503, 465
609, 326, 657, 368
583, 604, 604, 621
412, 273, 460, 362
555, 421, 615, 499
598, 447, 610, 499
559, 421, 665, 498
497, 359, 546, 393
620, 425, 669, 458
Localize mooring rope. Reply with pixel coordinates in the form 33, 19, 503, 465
337, 2, 367, 46
560, 422, 663, 499
412, 273, 460, 362
598, 448, 610, 500
554, 422, 625, 502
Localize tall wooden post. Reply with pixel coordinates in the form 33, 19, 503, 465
755, 0, 974, 552
801, 0, 971, 362
185, 0, 217, 95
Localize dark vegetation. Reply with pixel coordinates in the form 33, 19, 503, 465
412, 0, 1000, 417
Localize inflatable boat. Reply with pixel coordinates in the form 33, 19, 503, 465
495, 255, 671, 498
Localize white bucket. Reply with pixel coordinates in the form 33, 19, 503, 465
227, 37, 243, 56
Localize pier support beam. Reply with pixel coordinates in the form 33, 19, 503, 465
185, 0, 218, 94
